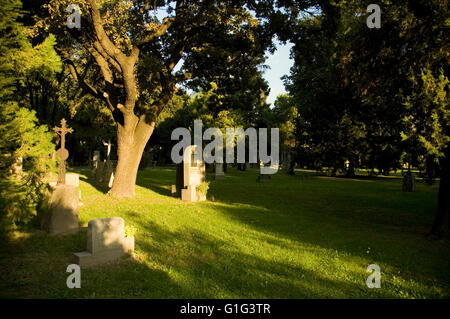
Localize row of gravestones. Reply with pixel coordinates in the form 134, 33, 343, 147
171, 145, 281, 203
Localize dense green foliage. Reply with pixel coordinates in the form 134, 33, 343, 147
0, 0, 58, 226
284, 0, 449, 177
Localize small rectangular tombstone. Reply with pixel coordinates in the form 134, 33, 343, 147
215, 162, 225, 180
41, 185, 79, 235
74, 217, 134, 267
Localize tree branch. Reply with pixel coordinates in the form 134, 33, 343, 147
136, 17, 175, 46
86, 0, 127, 66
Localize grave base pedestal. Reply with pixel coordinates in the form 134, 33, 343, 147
74, 236, 134, 267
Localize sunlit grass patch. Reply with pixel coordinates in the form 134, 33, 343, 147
0, 167, 449, 298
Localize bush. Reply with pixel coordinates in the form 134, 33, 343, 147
197, 181, 210, 196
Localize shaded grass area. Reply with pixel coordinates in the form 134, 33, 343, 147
1, 167, 449, 298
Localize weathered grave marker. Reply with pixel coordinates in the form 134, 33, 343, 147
214, 162, 225, 180
53, 118, 73, 185
41, 119, 79, 235
402, 171, 416, 192
172, 145, 206, 202
41, 184, 79, 235
73, 217, 134, 267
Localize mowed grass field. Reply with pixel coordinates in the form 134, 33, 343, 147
1, 167, 449, 298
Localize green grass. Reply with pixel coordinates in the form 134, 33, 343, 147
1, 167, 449, 298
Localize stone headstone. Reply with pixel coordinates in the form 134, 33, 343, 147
93, 160, 114, 188
172, 163, 184, 197
180, 145, 206, 202
257, 162, 272, 182
41, 185, 79, 235
103, 160, 114, 188
402, 172, 416, 192
214, 163, 225, 180
92, 151, 100, 169
66, 173, 79, 187
103, 140, 113, 160
73, 217, 134, 267
92, 161, 104, 182
257, 174, 271, 182
49, 173, 81, 200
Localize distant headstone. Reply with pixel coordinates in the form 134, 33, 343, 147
41, 185, 79, 235
103, 160, 115, 188
402, 172, 416, 192
92, 151, 100, 169
214, 163, 225, 180
93, 160, 114, 188
257, 162, 271, 182
102, 140, 113, 160
180, 145, 206, 202
287, 155, 296, 175
281, 151, 289, 171
257, 174, 271, 182
73, 217, 134, 267
171, 184, 178, 196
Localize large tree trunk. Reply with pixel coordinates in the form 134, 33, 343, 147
109, 116, 155, 198
430, 147, 450, 236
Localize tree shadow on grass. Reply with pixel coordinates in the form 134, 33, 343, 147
78, 174, 110, 195
136, 167, 177, 198
202, 198, 450, 296
135, 221, 393, 298
0, 227, 183, 298
135, 167, 232, 199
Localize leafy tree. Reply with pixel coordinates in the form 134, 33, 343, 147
272, 94, 298, 172
283, 5, 368, 176
30, 0, 277, 197
284, 0, 449, 234
0, 0, 58, 227
332, 0, 449, 234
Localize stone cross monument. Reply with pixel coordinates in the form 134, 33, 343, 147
53, 118, 73, 185
102, 139, 113, 160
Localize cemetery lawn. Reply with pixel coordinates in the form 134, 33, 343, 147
1, 167, 450, 299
